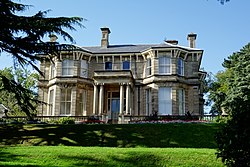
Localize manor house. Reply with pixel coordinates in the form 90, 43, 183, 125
38, 27, 206, 123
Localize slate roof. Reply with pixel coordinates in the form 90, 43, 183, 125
82, 43, 202, 54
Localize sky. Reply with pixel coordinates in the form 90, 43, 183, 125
1, 0, 250, 75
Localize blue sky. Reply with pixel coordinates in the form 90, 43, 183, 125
1, 0, 250, 74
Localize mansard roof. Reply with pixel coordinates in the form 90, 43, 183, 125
82, 43, 202, 54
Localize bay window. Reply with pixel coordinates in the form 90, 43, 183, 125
159, 56, 171, 74
158, 87, 172, 115
60, 89, 71, 115
62, 59, 74, 76
178, 58, 184, 76
178, 89, 185, 115
80, 60, 88, 78
146, 58, 151, 76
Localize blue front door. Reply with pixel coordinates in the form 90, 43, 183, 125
111, 99, 120, 123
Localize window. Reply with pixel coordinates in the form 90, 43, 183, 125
105, 62, 112, 70
178, 89, 185, 115
123, 61, 130, 70
146, 89, 152, 116
48, 89, 54, 115
50, 63, 55, 78
159, 57, 171, 74
62, 59, 74, 76
146, 59, 151, 76
158, 87, 172, 115
178, 58, 184, 76
60, 89, 71, 115
80, 60, 88, 78
79, 90, 87, 116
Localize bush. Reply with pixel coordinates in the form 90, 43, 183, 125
57, 117, 75, 124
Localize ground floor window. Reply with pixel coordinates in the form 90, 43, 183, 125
79, 89, 87, 116
60, 88, 71, 115
158, 87, 172, 115
146, 89, 152, 116
178, 89, 185, 115
48, 89, 54, 115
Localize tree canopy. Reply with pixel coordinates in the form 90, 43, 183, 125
0, 0, 83, 119
0, 67, 38, 117
213, 43, 250, 166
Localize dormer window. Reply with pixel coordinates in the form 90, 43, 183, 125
122, 61, 130, 70
105, 62, 112, 70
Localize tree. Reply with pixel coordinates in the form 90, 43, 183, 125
0, 67, 38, 117
214, 43, 250, 166
0, 0, 83, 120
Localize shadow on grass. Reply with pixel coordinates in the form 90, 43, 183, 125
58, 152, 165, 167
0, 123, 219, 148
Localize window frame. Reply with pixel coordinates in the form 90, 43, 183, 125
105, 61, 112, 70
48, 89, 54, 116
80, 60, 88, 78
158, 56, 171, 75
177, 58, 184, 76
178, 89, 185, 115
158, 87, 172, 115
62, 59, 74, 76
146, 58, 152, 76
60, 88, 72, 116
122, 61, 130, 70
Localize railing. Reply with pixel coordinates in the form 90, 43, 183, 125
0, 114, 224, 124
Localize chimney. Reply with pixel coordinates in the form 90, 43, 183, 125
49, 34, 58, 42
165, 39, 178, 45
187, 33, 197, 48
101, 27, 111, 48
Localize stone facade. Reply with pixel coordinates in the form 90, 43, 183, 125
38, 27, 206, 122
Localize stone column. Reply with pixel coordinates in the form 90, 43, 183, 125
125, 84, 130, 115
119, 84, 124, 114
98, 84, 104, 115
93, 84, 98, 115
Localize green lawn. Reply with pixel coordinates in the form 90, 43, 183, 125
0, 123, 220, 148
0, 146, 224, 167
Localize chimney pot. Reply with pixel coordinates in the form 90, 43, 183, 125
187, 33, 197, 48
165, 40, 178, 45
49, 34, 58, 42
101, 27, 111, 48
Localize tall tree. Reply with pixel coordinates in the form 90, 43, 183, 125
214, 43, 250, 166
0, 0, 83, 120
0, 67, 38, 117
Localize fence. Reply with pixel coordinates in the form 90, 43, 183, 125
0, 114, 222, 124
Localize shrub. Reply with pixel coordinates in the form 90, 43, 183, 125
57, 117, 75, 124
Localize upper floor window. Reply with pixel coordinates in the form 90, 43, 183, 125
80, 60, 88, 78
50, 63, 55, 79
105, 62, 112, 70
146, 59, 151, 76
159, 56, 171, 74
122, 61, 130, 70
178, 58, 184, 76
62, 59, 74, 76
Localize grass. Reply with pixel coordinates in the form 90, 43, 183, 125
0, 146, 224, 167
0, 123, 220, 148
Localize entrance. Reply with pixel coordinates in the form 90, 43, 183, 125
111, 99, 120, 124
